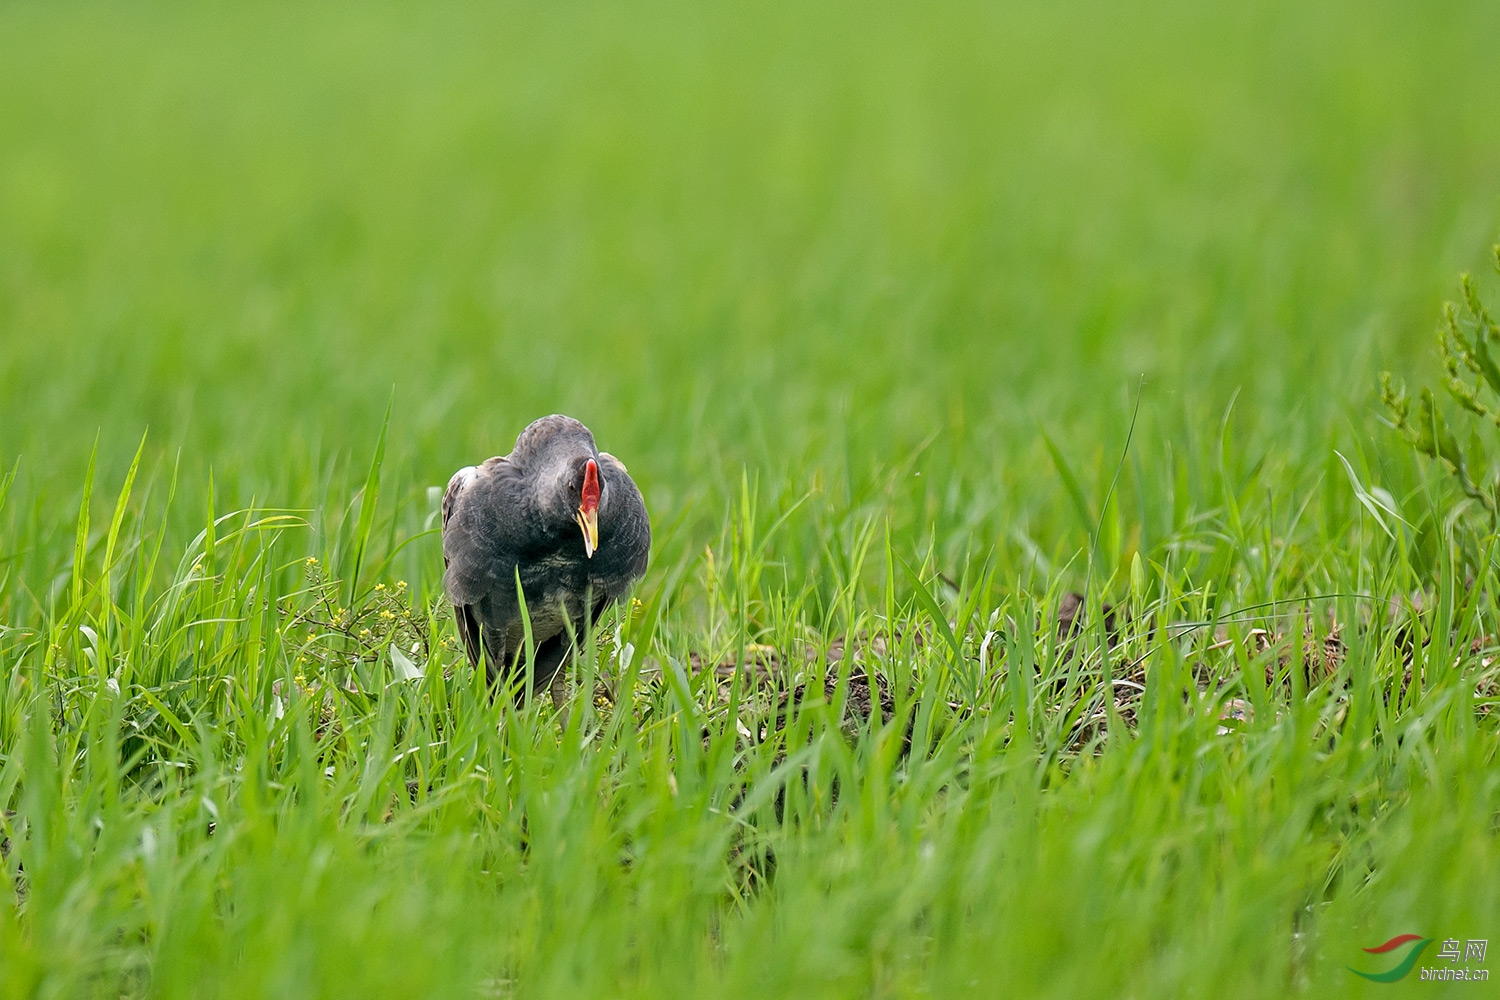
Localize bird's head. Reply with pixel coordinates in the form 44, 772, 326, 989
523, 418, 608, 558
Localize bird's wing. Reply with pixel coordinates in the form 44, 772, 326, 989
454, 604, 483, 667
440, 460, 517, 608
441, 465, 477, 534
442, 466, 486, 666
598, 453, 651, 583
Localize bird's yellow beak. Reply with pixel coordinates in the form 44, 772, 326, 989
576, 457, 601, 558
575, 505, 599, 558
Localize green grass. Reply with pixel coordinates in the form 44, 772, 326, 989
2, 0, 1499, 996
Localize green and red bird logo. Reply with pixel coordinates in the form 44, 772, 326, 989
1348, 935, 1433, 983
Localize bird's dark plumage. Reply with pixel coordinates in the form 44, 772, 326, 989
441, 415, 650, 697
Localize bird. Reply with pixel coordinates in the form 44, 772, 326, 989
440, 415, 650, 705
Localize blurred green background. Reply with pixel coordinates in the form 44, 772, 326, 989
3, 0, 1497, 534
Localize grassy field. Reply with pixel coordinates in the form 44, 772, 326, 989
2, 0, 1499, 996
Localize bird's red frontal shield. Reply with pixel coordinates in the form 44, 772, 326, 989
581, 459, 600, 514
576, 459, 601, 557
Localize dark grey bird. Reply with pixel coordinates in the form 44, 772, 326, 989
440, 415, 650, 703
